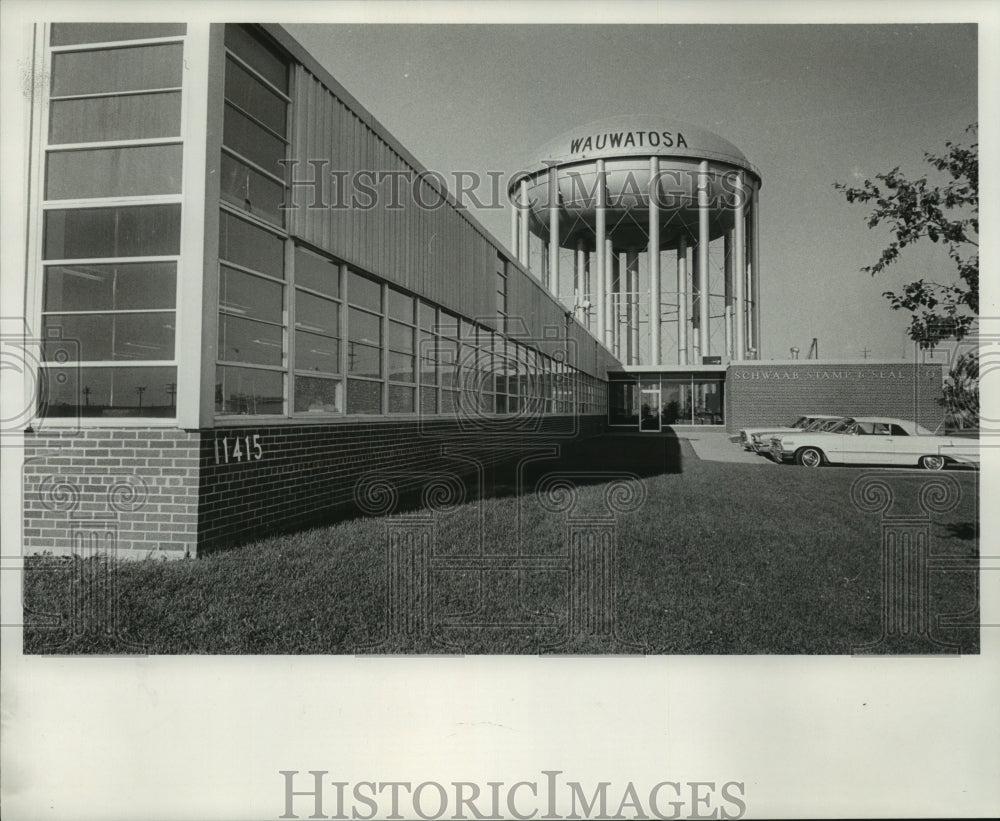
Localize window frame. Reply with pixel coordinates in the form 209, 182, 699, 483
36, 28, 187, 422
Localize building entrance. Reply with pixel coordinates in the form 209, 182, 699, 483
639, 389, 661, 432
608, 370, 725, 429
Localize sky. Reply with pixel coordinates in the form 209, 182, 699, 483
283, 21, 978, 361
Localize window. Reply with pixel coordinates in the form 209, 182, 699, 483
44, 262, 176, 311
418, 302, 438, 414
44, 365, 178, 418
293, 247, 341, 414
224, 24, 289, 92
346, 271, 383, 414
216, 212, 286, 415
347, 308, 381, 378
220, 152, 286, 227
46, 144, 182, 200
496, 254, 508, 332
50, 23, 186, 46
216, 26, 290, 418
216, 365, 283, 415
44, 204, 181, 260
49, 92, 182, 144
224, 58, 287, 135
221, 26, 289, 229
39, 21, 184, 420
223, 103, 287, 178
439, 312, 459, 414
218, 210, 284, 275
51, 43, 183, 97
387, 287, 416, 413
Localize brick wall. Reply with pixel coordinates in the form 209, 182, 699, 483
198, 415, 606, 553
725, 362, 945, 433
23, 428, 200, 559
22, 415, 606, 558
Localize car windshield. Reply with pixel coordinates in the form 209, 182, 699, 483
826, 420, 854, 433
792, 416, 809, 428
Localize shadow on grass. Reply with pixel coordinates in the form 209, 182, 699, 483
201, 430, 683, 555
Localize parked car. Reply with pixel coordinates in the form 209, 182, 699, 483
769, 416, 980, 469
739, 414, 845, 452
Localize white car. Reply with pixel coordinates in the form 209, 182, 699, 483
769, 416, 980, 470
739, 414, 845, 452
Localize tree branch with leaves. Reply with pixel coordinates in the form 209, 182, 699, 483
834, 123, 978, 348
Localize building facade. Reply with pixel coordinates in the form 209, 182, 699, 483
20, 23, 617, 557
16, 22, 948, 558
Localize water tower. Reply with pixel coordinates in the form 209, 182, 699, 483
508, 117, 762, 367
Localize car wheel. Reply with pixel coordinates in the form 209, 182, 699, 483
795, 447, 825, 468
919, 455, 946, 471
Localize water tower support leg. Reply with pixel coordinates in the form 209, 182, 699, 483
648, 157, 660, 368
677, 236, 688, 366
698, 160, 711, 360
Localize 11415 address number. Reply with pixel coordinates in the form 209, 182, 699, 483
214, 433, 263, 464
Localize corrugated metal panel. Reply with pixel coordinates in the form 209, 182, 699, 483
290, 65, 617, 376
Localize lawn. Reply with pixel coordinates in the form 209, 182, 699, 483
22, 434, 979, 654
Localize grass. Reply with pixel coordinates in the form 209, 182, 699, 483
22, 434, 979, 655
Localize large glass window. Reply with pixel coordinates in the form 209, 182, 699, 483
609, 375, 724, 426
218, 314, 283, 367
43, 313, 174, 362
347, 378, 382, 415
44, 204, 181, 260
44, 262, 176, 312
350, 271, 383, 313
224, 58, 287, 135
293, 247, 341, 414
223, 103, 287, 178
343, 270, 383, 415
218, 210, 284, 275
386, 287, 416, 414
46, 144, 182, 200
216, 212, 286, 415
216, 365, 283, 415
295, 375, 342, 414
220, 153, 286, 227
221, 25, 288, 230
39, 29, 185, 420
51, 43, 183, 96
219, 265, 282, 323
348, 307, 381, 378
44, 365, 178, 418
50, 23, 186, 46
224, 25, 289, 92
49, 92, 182, 144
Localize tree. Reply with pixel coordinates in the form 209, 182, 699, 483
834, 124, 978, 349
940, 349, 979, 429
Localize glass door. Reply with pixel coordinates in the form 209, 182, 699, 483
639, 388, 661, 432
